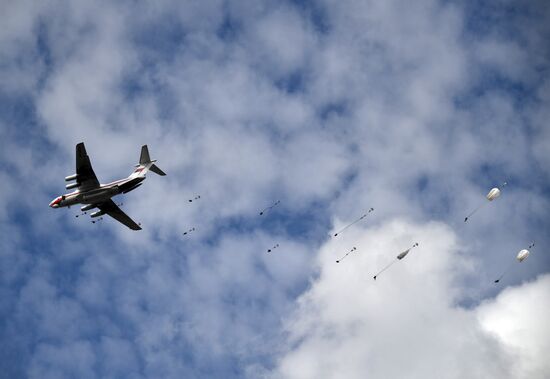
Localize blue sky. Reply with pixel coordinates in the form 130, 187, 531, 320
1, 1, 549, 378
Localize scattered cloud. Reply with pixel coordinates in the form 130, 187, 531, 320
270, 219, 549, 379
0, 0, 548, 378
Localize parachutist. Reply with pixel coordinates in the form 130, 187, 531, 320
494, 242, 535, 283
373, 243, 419, 280
260, 200, 280, 216
332, 208, 374, 238
267, 243, 280, 253
464, 183, 506, 222
335, 247, 357, 263
183, 227, 196, 236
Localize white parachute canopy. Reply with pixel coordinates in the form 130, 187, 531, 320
464, 182, 506, 222
494, 242, 535, 284
486, 188, 501, 201
516, 249, 530, 262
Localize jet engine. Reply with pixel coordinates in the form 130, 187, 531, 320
81, 204, 96, 212
66, 182, 79, 190
65, 174, 78, 181
90, 210, 105, 218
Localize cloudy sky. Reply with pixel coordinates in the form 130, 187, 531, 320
1, 0, 549, 378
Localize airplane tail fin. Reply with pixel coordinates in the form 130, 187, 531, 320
132, 145, 166, 177
140, 145, 151, 165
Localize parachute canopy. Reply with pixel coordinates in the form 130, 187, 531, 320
494, 242, 534, 283
516, 249, 530, 262
373, 243, 419, 280
486, 188, 501, 201
397, 249, 410, 260
464, 182, 506, 222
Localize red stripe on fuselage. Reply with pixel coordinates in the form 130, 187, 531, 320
101, 178, 131, 187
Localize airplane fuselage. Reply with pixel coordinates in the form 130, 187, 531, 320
49, 176, 144, 210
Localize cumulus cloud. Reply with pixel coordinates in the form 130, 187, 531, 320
477, 275, 550, 379
270, 219, 549, 379
0, 0, 549, 378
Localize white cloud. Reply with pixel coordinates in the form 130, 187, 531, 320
269, 219, 549, 379
0, 0, 549, 378
247, 5, 317, 77
477, 275, 550, 379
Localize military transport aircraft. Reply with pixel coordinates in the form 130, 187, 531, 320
49, 142, 166, 230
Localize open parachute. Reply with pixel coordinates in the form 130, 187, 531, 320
464, 182, 506, 222
494, 242, 535, 283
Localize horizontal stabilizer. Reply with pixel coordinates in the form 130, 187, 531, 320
149, 164, 166, 176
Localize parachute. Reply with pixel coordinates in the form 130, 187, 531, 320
494, 242, 535, 283
373, 243, 419, 280
336, 247, 357, 263
516, 249, 530, 262
260, 200, 281, 216
333, 208, 374, 237
486, 188, 501, 201
267, 244, 280, 253
464, 182, 506, 222
183, 227, 196, 236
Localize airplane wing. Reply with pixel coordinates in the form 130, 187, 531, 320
76, 142, 100, 191
97, 199, 142, 230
